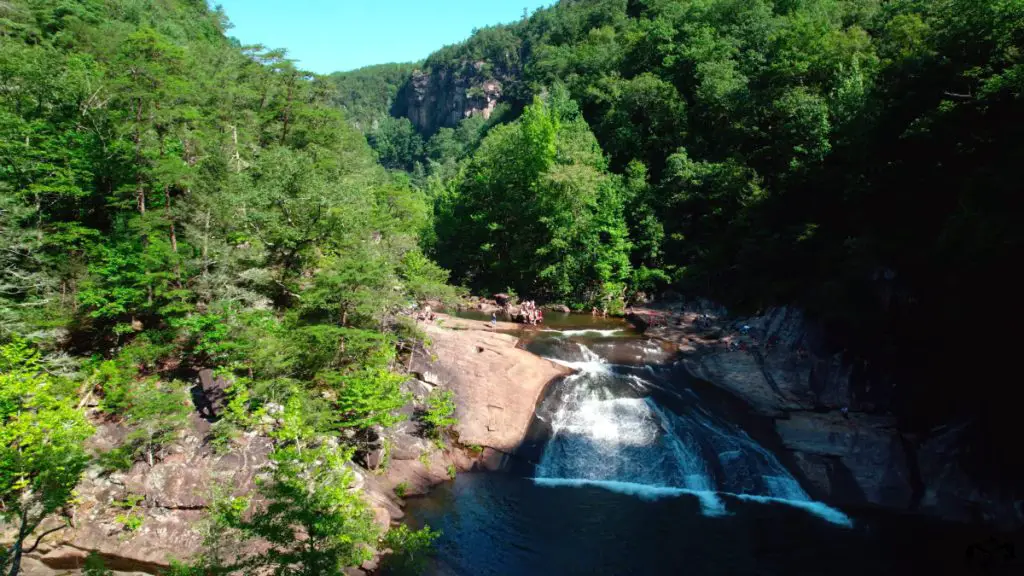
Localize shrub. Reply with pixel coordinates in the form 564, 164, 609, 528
422, 390, 457, 440
394, 482, 409, 498
380, 524, 441, 576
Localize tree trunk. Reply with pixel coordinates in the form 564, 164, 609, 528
202, 209, 211, 274
135, 98, 145, 216
6, 510, 30, 576
280, 77, 294, 145
166, 185, 178, 253
231, 125, 242, 173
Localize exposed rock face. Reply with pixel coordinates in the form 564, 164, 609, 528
19, 416, 274, 574
397, 62, 505, 134
410, 315, 571, 452
774, 412, 913, 507
9, 314, 567, 575
635, 303, 1021, 527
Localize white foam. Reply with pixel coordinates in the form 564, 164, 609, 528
546, 358, 611, 373
532, 478, 852, 527
552, 398, 659, 446
543, 328, 623, 337
732, 494, 854, 527
544, 343, 611, 373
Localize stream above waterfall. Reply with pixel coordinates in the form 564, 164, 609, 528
400, 318, 1002, 576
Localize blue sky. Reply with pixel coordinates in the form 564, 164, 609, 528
212, 1, 555, 74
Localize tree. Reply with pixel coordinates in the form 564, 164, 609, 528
227, 443, 379, 576
122, 379, 191, 467
0, 338, 92, 576
367, 116, 423, 172
435, 89, 631, 307
380, 524, 441, 576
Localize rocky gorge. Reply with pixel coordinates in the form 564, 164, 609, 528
629, 303, 1023, 529
11, 302, 1021, 575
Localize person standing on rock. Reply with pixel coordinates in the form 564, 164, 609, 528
491, 312, 497, 328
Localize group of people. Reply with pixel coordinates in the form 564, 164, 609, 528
590, 306, 608, 317
417, 304, 436, 322
521, 300, 544, 325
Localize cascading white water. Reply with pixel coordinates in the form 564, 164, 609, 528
534, 340, 852, 527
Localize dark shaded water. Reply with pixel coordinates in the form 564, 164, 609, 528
401, 323, 1019, 576
404, 474, 1005, 576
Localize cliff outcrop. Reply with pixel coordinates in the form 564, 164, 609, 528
395, 62, 507, 135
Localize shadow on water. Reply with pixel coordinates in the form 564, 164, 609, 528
403, 473, 1019, 576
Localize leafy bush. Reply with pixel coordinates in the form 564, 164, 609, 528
324, 367, 409, 430
380, 524, 441, 576
393, 482, 409, 498
121, 379, 191, 466
1, 338, 92, 573
422, 390, 457, 440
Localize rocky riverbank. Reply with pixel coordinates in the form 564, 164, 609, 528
14, 314, 568, 575
628, 303, 1022, 529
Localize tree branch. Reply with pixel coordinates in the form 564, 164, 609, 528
23, 524, 68, 554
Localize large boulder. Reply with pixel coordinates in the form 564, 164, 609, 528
775, 412, 914, 508
683, 351, 806, 416
410, 321, 570, 452
914, 423, 1024, 528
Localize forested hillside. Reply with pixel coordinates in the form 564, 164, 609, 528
0, 1, 450, 573
327, 62, 415, 131
2, 0, 1023, 572
367, 0, 1024, 483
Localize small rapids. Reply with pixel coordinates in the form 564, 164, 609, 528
534, 339, 851, 526
400, 321, 994, 576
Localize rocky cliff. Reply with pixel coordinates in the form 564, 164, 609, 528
395, 62, 507, 135
633, 303, 1022, 529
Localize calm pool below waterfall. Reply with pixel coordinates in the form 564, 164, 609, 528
399, 318, 1005, 576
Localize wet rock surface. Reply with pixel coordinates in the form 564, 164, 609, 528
630, 302, 1021, 527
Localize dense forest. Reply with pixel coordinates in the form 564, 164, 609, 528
0, 0, 451, 574
2, 0, 1023, 573
339, 0, 1023, 492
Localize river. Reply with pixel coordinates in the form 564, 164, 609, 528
399, 316, 1004, 575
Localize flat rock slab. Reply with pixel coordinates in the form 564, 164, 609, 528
412, 317, 570, 452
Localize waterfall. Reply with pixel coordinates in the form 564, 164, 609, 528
534, 341, 852, 527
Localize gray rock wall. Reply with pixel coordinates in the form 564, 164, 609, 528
399, 63, 504, 134
676, 304, 1021, 527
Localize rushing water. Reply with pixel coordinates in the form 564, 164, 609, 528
401, 320, 1005, 576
